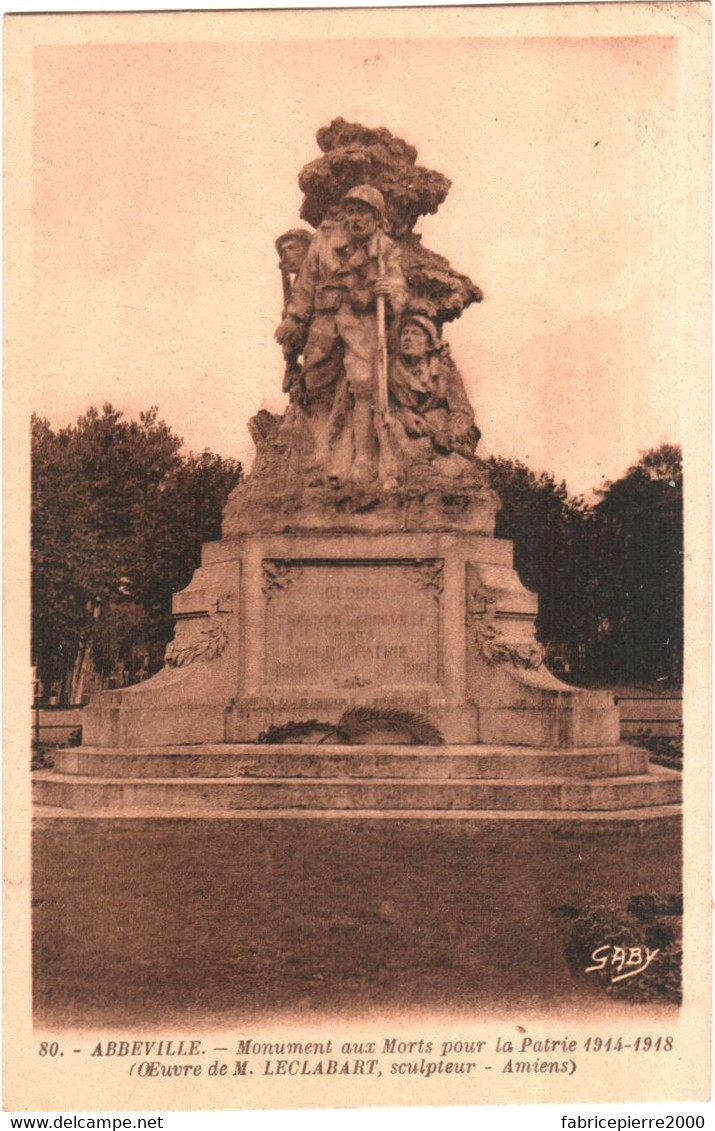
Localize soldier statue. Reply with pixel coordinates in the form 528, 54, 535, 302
275, 185, 407, 485
274, 228, 312, 400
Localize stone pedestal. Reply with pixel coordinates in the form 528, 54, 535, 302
80, 529, 620, 751
32, 524, 681, 819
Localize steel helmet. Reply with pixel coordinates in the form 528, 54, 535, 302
274, 228, 313, 253
402, 314, 440, 350
342, 184, 386, 218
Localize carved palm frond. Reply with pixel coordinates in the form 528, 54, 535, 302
336, 706, 445, 746
256, 706, 445, 745
257, 720, 339, 744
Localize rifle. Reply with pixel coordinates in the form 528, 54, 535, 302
280, 266, 292, 309
374, 248, 399, 488
280, 265, 303, 399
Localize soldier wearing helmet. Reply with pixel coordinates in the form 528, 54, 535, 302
275, 229, 314, 399
275, 184, 407, 484
275, 228, 313, 277
388, 313, 480, 473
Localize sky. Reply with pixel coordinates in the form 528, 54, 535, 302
30, 16, 691, 496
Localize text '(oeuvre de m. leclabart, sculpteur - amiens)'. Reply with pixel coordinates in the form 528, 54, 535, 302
37, 119, 680, 819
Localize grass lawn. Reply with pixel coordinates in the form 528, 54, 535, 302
33, 817, 681, 1028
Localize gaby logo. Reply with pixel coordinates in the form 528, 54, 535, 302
586, 945, 660, 983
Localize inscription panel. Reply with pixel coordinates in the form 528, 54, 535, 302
264, 561, 442, 689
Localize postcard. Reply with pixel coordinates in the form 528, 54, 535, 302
4, 4, 711, 1114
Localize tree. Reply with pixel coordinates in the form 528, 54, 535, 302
485, 445, 683, 686
590, 444, 683, 685
32, 406, 242, 701
485, 456, 592, 663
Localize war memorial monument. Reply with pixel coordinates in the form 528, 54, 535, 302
33, 120, 681, 820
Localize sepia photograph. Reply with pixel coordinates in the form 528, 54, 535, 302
4, 3, 710, 1113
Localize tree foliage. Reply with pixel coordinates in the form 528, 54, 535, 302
486, 444, 683, 686
32, 406, 242, 700
591, 444, 683, 683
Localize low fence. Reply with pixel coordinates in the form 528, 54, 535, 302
615, 695, 683, 739
32, 706, 83, 746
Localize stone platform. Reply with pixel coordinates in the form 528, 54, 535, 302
33, 742, 681, 817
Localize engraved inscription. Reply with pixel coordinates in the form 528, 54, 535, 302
264, 563, 441, 687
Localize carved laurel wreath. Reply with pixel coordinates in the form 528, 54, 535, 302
467, 592, 544, 672
165, 620, 229, 668
165, 596, 232, 668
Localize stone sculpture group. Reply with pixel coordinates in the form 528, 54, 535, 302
273, 182, 478, 490
222, 120, 490, 535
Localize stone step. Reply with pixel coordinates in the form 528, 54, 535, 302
31, 804, 684, 824
55, 744, 650, 781
32, 769, 681, 813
